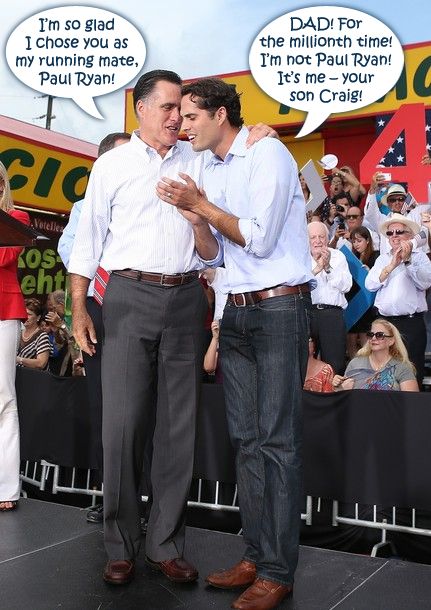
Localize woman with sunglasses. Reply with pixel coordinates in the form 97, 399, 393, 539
333, 319, 418, 391
346, 226, 380, 358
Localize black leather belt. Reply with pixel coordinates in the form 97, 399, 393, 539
227, 283, 310, 307
112, 269, 199, 286
312, 304, 342, 310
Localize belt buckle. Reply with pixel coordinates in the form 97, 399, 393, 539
317, 304, 324, 310
160, 273, 169, 286
234, 293, 247, 307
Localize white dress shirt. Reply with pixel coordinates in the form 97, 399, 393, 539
311, 248, 352, 309
365, 249, 431, 315
68, 132, 222, 279
202, 127, 315, 293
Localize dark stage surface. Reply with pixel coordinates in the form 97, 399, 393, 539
2, 498, 431, 610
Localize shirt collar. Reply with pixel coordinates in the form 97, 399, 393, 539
131, 130, 179, 161
205, 126, 248, 169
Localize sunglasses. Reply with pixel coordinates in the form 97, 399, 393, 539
387, 196, 406, 203
346, 214, 360, 220
366, 331, 393, 340
385, 229, 409, 236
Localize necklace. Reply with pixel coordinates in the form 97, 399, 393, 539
22, 327, 39, 342
369, 353, 391, 371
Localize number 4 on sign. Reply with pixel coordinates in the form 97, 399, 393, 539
360, 103, 431, 202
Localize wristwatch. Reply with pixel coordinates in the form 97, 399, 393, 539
60, 323, 67, 330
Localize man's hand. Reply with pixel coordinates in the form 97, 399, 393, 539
369, 171, 387, 194
72, 307, 97, 356
157, 173, 205, 217
399, 240, 413, 262
421, 153, 431, 166
245, 122, 279, 147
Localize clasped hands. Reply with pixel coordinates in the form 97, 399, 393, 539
156, 173, 207, 224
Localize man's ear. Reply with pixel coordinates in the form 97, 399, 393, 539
216, 106, 227, 125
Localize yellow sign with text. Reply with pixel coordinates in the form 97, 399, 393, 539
0, 117, 97, 214
124, 41, 431, 133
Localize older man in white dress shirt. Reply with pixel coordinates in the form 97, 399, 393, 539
68, 70, 222, 587
365, 214, 431, 385
308, 221, 352, 374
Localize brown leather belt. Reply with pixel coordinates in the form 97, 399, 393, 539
112, 269, 199, 286
227, 283, 310, 307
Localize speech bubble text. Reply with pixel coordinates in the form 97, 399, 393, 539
6, 6, 146, 119
249, 6, 404, 138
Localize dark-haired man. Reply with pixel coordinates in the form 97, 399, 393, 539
157, 78, 314, 610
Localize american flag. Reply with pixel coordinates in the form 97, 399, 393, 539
375, 109, 431, 166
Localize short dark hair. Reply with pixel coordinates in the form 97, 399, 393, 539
133, 70, 182, 108
181, 78, 244, 128
98, 132, 131, 157
25, 298, 43, 317
332, 192, 350, 206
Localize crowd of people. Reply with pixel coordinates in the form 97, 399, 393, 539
1, 69, 431, 610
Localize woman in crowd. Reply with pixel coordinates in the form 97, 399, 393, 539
303, 338, 335, 392
0, 161, 30, 511
333, 319, 418, 391
299, 172, 311, 204
16, 298, 52, 371
346, 226, 380, 358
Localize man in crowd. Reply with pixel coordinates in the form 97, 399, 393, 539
364, 175, 428, 254
308, 221, 352, 375
330, 205, 379, 252
156, 78, 314, 610
58, 132, 131, 523
365, 214, 431, 385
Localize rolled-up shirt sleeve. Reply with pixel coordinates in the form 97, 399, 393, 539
237, 138, 295, 258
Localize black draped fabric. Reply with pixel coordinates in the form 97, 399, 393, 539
193, 384, 236, 483
16, 369, 431, 510
303, 389, 431, 509
16, 367, 97, 469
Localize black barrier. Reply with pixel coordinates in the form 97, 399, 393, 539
16, 368, 431, 510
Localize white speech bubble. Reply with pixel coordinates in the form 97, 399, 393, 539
6, 6, 146, 119
249, 6, 404, 138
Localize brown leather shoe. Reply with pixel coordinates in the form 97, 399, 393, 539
103, 560, 135, 585
145, 556, 198, 582
231, 578, 293, 609
206, 559, 256, 589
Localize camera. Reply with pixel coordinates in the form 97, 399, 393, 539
338, 220, 346, 231
335, 204, 346, 213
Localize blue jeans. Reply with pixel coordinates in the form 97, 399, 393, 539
219, 293, 311, 586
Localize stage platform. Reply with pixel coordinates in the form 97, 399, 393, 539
1, 499, 431, 609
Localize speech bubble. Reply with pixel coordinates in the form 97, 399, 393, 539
249, 6, 404, 138
6, 6, 146, 119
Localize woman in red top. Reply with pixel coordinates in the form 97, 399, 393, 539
0, 161, 30, 511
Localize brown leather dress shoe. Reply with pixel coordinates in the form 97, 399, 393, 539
231, 578, 293, 610
103, 559, 135, 585
145, 556, 198, 582
206, 559, 256, 589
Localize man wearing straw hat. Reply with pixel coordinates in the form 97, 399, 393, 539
365, 213, 431, 385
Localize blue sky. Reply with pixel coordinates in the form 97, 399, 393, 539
0, 0, 429, 144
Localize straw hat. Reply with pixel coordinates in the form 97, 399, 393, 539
379, 213, 420, 236
380, 184, 407, 206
